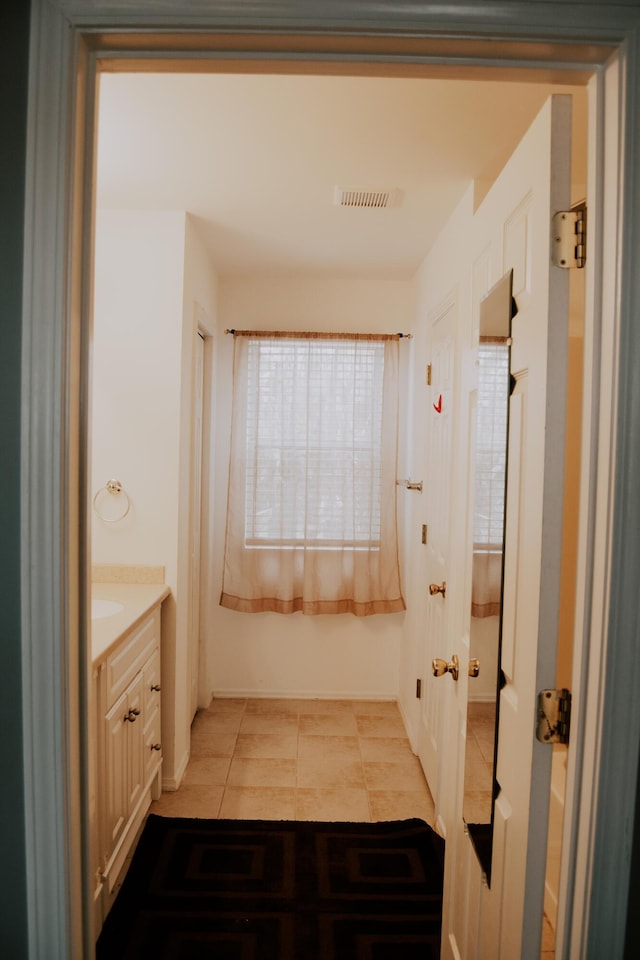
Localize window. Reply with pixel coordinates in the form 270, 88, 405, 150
220, 332, 405, 616
473, 342, 509, 549
470, 340, 509, 619
244, 337, 384, 547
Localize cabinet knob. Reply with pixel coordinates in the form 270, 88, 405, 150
150, 743, 161, 751
150, 683, 161, 692
124, 708, 140, 722
429, 581, 447, 598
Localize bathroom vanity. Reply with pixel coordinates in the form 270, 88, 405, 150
90, 580, 170, 928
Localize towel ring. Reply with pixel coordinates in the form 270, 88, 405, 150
93, 479, 131, 523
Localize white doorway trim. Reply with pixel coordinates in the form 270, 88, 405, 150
21, 3, 640, 958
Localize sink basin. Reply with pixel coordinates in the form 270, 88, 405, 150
91, 598, 124, 620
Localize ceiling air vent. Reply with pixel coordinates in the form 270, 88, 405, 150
334, 186, 401, 209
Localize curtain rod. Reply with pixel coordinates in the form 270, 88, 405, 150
224, 329, 412, 340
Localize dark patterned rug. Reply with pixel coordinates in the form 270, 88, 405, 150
96, 815, 445, 959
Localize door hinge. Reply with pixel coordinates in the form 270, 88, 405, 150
416, 678, 422, 699
421, 523, 428, 545
426, 363, 432, 386
536, 688, 571, 744
552, 202, 586, 269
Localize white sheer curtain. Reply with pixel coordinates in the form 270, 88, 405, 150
220, 332, 405, 616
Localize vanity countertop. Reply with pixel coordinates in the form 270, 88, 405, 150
91, 580, 170, 666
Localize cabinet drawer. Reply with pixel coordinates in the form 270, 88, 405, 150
105, 610, 160, 707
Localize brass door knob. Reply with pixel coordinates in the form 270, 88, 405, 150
432, 654, 459, 681
429, 581, 446, 598
468, 658, 480, 678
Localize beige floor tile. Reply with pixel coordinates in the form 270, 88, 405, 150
296, 787, 371, 822
297, 756, 365, 789
190, 731, 238, 758
233, 733, 298, 759
356, 714, 408, 738
467, 701, 496, 722
192, 712, 243, 735
298, 713, 359, 736
362, 758, 428, 792
369, 789, 435, 825
470, 716, 496, 736
298, 734, 360, 760
203, 698, 247, 716
150, 784, 223, 818
244, 699, 301, 716
359, 736, 416, 762
183, 757, 230, 786
296, 699, 355, 715
227, 757, 297, 788
474, 730, 497, 762
541, 914, 556, 951
463, 735, 485, 762
463, 759, 494, 791
462, 791, 493, 822
352, 700, 400, 716
218, 786, 296, 820
239, 714, 299, 735
158, 696, 428, 827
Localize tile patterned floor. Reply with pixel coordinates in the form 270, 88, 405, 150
541, 913, 556, 959
150, 697, 435, 825
463, 700, 496, 823
148, 698, 556, 956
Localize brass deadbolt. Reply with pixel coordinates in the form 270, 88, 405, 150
468, 658, 480, 678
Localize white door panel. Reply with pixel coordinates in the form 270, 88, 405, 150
442, 94, 572, 958
484, 96, 570, 957
189, 330, 205, 721
418, 297, 458, 823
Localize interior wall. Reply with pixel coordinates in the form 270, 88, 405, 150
91, 209, 186, 577
91, 208, 219, 785
206, 275, 414, 700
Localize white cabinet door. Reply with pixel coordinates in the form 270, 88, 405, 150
125, 672, 145, 817
103, 670, 145, 867
103, 691, 129, 860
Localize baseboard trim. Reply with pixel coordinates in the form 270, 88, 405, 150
396, 696, 418, 753
162, 747, 190, 793
210, 688, 397, 702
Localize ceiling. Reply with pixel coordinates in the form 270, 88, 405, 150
95, 72, 587, 279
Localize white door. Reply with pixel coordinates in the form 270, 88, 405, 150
188, 331, 205, 721
445, 95, 573, 959
417, 295, 458, 826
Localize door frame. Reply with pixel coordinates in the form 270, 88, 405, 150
21, 2, 640, 957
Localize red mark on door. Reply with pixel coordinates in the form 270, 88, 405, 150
433, 394, 443, 413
